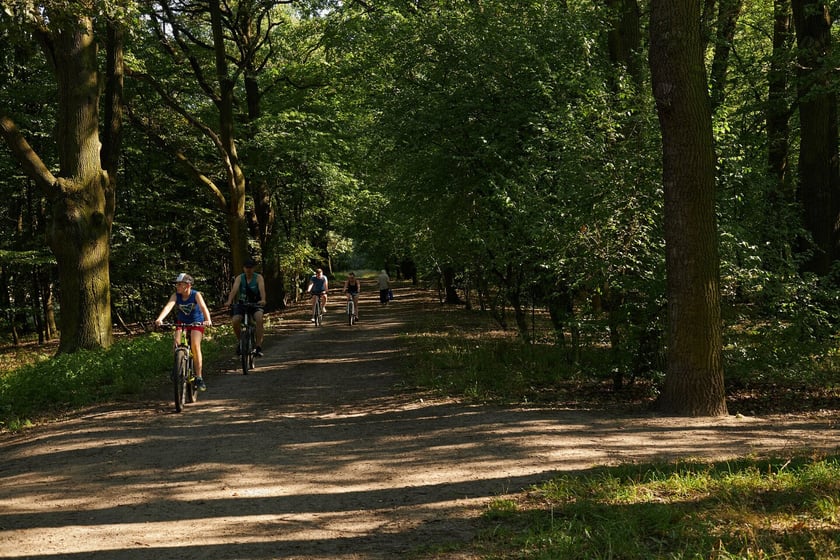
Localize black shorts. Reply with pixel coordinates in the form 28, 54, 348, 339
231, 303, 262, 317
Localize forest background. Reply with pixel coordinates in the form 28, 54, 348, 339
2, 0, 840, 418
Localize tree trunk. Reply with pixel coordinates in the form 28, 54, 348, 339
649, 0, 727, 416
708, 0, 744, 111
791, 0, 839, 275
1, 8, 121, 353
209, 0, 250, 271
604, 0, 643, 88
767, 0, 793, 196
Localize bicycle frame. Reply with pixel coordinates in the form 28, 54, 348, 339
346, 294, 357, 326
312, 293, 324, 326
239, 303, 261, 375
167, 322, 203, 412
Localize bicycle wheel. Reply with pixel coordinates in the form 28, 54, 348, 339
247, 329, 256, 371
347, 300, 354, 326
240, 326, 252, 375
185, 356, 198, 403
173, 348, 189, 413
314, 298, 323, 326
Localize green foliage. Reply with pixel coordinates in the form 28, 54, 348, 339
0, 330, 223, 430
403, 296, 840, 415
472, 457, 840, 559
332, 0, 665, 343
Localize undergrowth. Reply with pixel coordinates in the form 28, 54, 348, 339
0, 328, 225, 430
400, 304, 840, 415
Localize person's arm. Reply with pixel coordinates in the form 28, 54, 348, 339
155, 294, 177, 326
256, 274, 266, 306
225, 275, 241, 306
196, 291, 212, 326
306, 278, 313, 293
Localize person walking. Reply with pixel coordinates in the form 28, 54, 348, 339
377, 269, 391, 305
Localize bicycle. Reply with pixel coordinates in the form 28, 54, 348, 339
161, 322, 203, 413
238, 303, 262, 375
311, 292, 324, 326
345, 292, 357, 326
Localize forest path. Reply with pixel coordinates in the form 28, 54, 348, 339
1, 286, 838, 559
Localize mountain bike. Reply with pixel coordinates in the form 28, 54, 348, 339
162, 322, 203, 413
345, 293, 357, 326
238, 303, 262, 375
312, 293, 324, 326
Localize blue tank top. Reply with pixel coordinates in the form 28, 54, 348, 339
310, 275, 327, 293
176, 289, 204, 323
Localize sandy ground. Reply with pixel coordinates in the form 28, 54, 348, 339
1, 287, 838, 559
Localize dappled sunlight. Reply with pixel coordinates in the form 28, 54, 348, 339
2, 288, 839, 559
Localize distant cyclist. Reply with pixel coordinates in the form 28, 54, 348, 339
225, 258, 266, 357
155, 273, 212, 390
307, 268, 329, 321
343, 271, 361, 320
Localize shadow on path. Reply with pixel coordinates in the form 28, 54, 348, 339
1, 286, 839, 559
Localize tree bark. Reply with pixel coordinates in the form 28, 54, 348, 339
767, 0, 793, 197
708, 0, 743, 111
0, 7, 123, 353
604, 0, 643, 88
649, 0, 728, 416
209, 0, 250, 272
791, 0, 839, 275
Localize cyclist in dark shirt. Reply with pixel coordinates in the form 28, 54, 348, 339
306, 268, 329, 322
225, 258, 266, 357
343, 271, 361, 320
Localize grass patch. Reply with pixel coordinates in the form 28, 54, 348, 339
400, 304, 840, 414
0, 328, 225, 431
472, 456, 840, 559
400, 307, 656, 409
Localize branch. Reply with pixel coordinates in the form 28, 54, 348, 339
126, 109, 228, 213
0, 115, 59, 196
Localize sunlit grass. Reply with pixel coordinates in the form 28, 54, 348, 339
470, 457, 840, 560
0, 327, 226, 430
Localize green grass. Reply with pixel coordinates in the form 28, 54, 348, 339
400, 305, 840, 414
472, 457, 840, 559
399, 303, 840, 559
0, 327, 225, 430
399, 310, 657, 409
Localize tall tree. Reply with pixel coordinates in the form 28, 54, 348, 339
708, 0, 743, 111
649, 0, 727, 416
791, 0, 839, 275
767, 0, 793, 196
0, 2, 125, 353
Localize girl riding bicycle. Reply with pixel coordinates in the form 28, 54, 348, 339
343, 272, 361, 320
307, 268, 329, 322
155, 273, 212, 390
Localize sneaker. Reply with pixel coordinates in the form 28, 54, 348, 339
255, 346, 263, 357
196, 377, 207, 391
311, 317, 316, 322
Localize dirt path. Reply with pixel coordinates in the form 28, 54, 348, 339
1, 287, 839, 559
